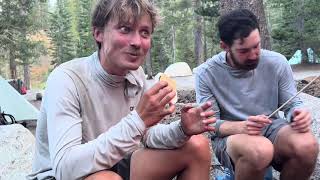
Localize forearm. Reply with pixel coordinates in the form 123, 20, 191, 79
143, 120, 190, 149
51, 111, 145, 180
218, 120, 246, 137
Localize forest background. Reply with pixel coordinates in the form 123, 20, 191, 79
0, 0, 319, 90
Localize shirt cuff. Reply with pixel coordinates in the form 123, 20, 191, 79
175, 120, 190, 144
131, 110, 147, 136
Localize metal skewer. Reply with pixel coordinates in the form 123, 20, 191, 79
267, 75, 320, 119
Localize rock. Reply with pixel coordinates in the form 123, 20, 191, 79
0, 124, 35, 180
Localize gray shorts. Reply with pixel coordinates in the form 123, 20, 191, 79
212, 118, 288, 172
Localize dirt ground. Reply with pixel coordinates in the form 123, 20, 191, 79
293, 62, 320, 98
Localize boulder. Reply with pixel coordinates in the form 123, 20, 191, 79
0, 124, 35, 180
164, 62, 193, 77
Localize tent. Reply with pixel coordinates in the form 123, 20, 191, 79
0, 76, 39, 122
164, 62, 193, 77
288, 50, 302, 65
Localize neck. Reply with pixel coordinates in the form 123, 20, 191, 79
226, 51, 235, 67
98, 49, 127, 76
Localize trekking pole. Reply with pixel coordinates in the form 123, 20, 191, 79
268, 75, 320, 119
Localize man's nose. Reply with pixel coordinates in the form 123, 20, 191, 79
129, 32, 141, 49
249, 48, 260, 60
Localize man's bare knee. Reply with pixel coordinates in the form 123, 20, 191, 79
291, 134, 319, 165
229, 136, 274, 170
85, 170, 122, 180
183, 135, 211, 161
246, 140, 273, 170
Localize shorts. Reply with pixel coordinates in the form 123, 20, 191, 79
110, 153, 132, 180
44, 154, 132, 180
212, 118, 289, 173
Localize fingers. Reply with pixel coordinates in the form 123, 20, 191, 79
160, 103, 176, 117
148, 81, 168, 95
245, 115, 271, 136
202, 117, 216, 132
292, 109, 310, 122
291, 109, 311, 133
199, 101, 212, 111
247, 130, 262, 136
200, 110, 215, 118
247, 115, 272, 125
181, 103, 194, 112
159, 90, 175, 106
246, 120, 265, 128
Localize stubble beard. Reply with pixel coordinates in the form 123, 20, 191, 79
229, 51, 259, 70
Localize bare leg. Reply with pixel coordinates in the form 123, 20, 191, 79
273, 125, 318, 180
226, 134, 274, 180
130, 134, 211, 180
84, 170, 123, 180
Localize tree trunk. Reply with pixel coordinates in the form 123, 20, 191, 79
145, 49, 153, 79
193, 0, 203, 65
171, 25, 176, 63
219, 0, 271, 50
296, 0, 307, 63
23, 64, 31, 89
9, 50, 17, 80
203, 20, 208, 61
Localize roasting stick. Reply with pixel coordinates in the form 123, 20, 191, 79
267, 75, 320, 119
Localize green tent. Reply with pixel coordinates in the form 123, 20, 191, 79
0, 76, 39, 121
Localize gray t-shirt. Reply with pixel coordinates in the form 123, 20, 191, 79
28, 52, 189, 180
195, 49, 302, 123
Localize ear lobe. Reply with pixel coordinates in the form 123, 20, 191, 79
220, 41, 230, 51
93, 27, 103, 43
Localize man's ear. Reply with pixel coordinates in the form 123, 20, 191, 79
93, 27, 103, 43
220, 41, 230, 51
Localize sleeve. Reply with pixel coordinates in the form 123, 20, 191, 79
195, 70, 225, 136
195, 70, 221, 120
142, 120, 190, 149
138, 70, 190, 149
278, 60, 304, 120
45, 69, 146, 180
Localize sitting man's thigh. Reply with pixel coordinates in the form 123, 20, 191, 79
130, 134, 211, 180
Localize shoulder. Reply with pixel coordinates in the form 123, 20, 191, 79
47, 53, 95, 87
194, 51, 226, 77
260, 49, 288, 66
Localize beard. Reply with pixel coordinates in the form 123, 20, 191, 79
229, 51, 259, 70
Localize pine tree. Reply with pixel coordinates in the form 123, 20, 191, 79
76, 0, 96, 57
49, 0, 76, 66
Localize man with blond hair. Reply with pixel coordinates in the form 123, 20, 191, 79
28, 0, 216, 180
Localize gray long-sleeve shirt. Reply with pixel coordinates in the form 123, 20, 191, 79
28, 52, 189, 180
194, 50, 302, 124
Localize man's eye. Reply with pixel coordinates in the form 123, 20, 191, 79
119, 26, 131, 33
141, 30, 150, 38
239, 51, 248, 54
